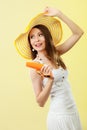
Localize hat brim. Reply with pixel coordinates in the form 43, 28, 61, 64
14, 13, 62, 59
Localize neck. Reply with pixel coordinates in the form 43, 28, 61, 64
37, 51, 47, 59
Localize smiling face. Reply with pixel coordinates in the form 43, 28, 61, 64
28, 24, 54, 59
29, 28, 46, 52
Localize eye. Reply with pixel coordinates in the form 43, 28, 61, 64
30, 35, 34, 39
39, 33, 44, 37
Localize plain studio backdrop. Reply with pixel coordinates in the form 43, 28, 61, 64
0, 0, 87, 130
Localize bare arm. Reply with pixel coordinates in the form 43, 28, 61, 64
29, 67, 54, 107
44, 7, 84, 55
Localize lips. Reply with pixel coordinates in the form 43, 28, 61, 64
35, 43, 42, 47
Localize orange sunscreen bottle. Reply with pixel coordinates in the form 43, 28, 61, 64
26, 62, 43, 70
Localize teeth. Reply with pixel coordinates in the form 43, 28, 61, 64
36, 43, 42, 47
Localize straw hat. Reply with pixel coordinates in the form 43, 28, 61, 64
14, 13, 62, 59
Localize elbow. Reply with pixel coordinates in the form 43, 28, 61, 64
38, 103, 44, 107
37, 101, 45, 107
75, 30, 84, 41
78, 30, 84, 38
80, 30, 84, 36
36, 98, 45, 107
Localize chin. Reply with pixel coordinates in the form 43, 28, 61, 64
36, 48, 45, 52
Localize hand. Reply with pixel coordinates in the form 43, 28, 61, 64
43, 6, 60, 17
40, 64, 53, 78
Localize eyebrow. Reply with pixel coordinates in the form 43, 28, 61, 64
30, 30, 43, 36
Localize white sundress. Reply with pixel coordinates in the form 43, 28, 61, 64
43, 67, 82, 130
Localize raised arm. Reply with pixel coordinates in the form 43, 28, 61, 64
44, 7, 84, 55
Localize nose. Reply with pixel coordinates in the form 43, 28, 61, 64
34, 36, 39, 42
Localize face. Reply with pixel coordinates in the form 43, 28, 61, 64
29, 28, 46, 52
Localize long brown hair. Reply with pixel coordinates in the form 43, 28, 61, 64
28, 24, 66, 69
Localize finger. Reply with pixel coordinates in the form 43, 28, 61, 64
45, 6, 49, 11
43, 67, 52, 76
43, 66, 49, 73
44, 6, 49, 15
41, 64, 48, 71
43, 70, 53, 78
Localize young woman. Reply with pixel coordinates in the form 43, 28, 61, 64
15, 7, 84, 130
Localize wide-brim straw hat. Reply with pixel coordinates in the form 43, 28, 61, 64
14, 13, 62, 59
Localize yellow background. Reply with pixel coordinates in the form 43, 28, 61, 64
0, 0, 87, 130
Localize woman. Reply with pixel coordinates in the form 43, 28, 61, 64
15, 7, 83, 130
